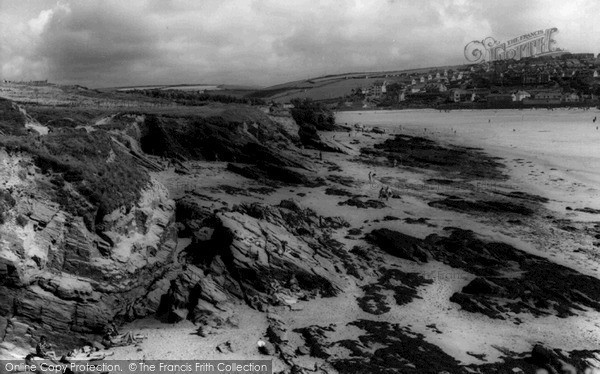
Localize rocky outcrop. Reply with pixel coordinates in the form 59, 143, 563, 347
267, 113, 300, 143
357, 268, 433, 315
366, 228, 430, 262
158, 200, 353, 328
339, 197, 388, 209
428, 197, 534, 216
298, 123, 347, 153
226, 163, 324, 187
328, 321, 597, 373
367, 227, 600, 320
0, 152, 180, 355
364, 134, 507, 180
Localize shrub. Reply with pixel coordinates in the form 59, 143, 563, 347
0, 130, 149, 231
289, 98, 336, 131
0, 99, 27, 135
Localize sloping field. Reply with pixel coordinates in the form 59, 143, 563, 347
252, 64, 463, 102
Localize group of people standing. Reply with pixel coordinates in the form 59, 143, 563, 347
369, 171, 393, 201
378, 186, 392, 201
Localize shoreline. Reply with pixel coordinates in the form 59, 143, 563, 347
337, 108, 600, 214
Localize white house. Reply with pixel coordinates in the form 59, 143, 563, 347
514, 90, 531, 101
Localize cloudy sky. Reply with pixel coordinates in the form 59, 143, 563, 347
0, 0, 598, 88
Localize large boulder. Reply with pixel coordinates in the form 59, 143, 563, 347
366, 228, 430, 262
176, 201, 351, 315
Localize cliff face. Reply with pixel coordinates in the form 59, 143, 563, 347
0, 100, 316, 356
0, 149, 180, 355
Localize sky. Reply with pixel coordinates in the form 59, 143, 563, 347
0, 0, 598, 88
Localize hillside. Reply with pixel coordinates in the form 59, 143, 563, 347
248, 55, 600, 109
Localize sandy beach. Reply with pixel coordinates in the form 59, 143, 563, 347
96, 108, 600, 373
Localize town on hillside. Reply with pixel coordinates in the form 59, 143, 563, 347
335, 52, 600, 109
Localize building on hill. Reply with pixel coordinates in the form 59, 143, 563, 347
570, 53, 595, 60
425, 83, 447, 93
448, 88, 472, 103
514, 90, 531, 101
535, 91, 562, 100
361, 81, 387, 98
523, 90, 562, 105
522, 72, 550, 85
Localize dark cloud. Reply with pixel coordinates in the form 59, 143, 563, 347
0, 0, 597, 87
34, 2, 162, 84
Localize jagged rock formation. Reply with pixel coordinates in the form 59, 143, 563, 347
159, 200, 353, 326
0, 150, 179, 353
0, 97, 359, 357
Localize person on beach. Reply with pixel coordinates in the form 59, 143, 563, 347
36, 336, 58, 361
64, 346, 114, 361
102, 325, 145, 348
368, 171, 372, 183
